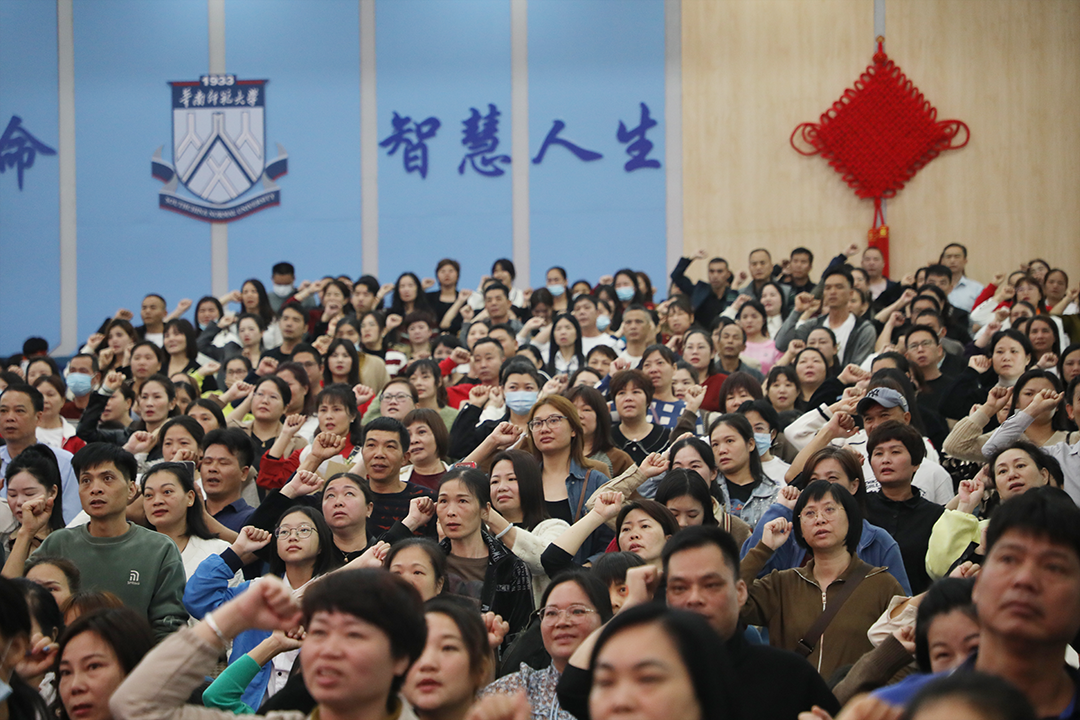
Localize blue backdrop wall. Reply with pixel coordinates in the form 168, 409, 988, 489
0, 0, 668, 354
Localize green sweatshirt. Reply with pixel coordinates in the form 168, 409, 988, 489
35, 523, 188, 640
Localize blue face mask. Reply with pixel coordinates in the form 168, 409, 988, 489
505, 390, 539, 416
596, 315, 611, 332
753, 432, 772, 455
67, 372, 93, 397
547, 284, 566, 297
616, 286, 635, 302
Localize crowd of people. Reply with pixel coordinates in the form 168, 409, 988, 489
1, 241, 1080, 720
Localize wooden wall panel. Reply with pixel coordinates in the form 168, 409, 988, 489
681, 0, 1080, 286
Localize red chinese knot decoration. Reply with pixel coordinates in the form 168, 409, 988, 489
791, 41, 969, 276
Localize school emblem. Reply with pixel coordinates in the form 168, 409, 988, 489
151, 75, 287, 222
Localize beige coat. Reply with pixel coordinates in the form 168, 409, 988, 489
110, 627, 420, 720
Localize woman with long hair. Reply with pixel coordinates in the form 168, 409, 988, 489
665, 436, 753, 546
251, 470, 376, 564
484, 449, 570, 604
258, 384, 361, 491
307, 279, 351, 339
564, 385, 634, 478
709, 413, 780, 529
3, 445, 66, 577
32, 375, 86, 456
521, 395, 613, 562
404, 598, 493, 720
324, 336, 390, 394
141, 462, 233, 580
225, 375, 306, 472
402, 358, 459, 430
184, 506, 341, 708
92, 318, 138, 375
737, 299, 782, 375
544, 313, 586, 376
162, 319, 201, 381
926, 440, 1059, 580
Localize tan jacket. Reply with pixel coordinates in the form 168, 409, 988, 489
110, 626, 420, 720
740, 543, 902, 679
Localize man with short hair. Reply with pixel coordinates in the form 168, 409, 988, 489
864, 420, 944, 594
268, 261, 298, 313
617, 305, 655, 366
482, 282, 521, 331
740, 248, 784, 301
875, 487, 1080, 718
487, 323, 518, 360
358, 417, 434, 537
199, 428, 256, 531
288, 342, 323, 390
862, 246, 899, 302
263, 302, 308, 362
60, 354, 100, 420
459, 282, 523, 344
715, 321, 765, 381
571, 294, 620, 355
669, 249, 740, 327
555, 525, 840, 719
783, 247, 816, 295
439, 338, 505, 410
775, 267, 877, 366
0, 384, 81, 523
33, 443, 187, 640
940, 243, 984, 313
137, 293, 168, 346
923, 264, 954, 294
912, 309, 966, 359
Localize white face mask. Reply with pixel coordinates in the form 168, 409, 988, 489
272, 283, 294, 298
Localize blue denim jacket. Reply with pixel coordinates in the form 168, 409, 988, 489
564, 459, 613, 563
717, 475, 781, 529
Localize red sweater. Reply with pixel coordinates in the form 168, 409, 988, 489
256, 438, 356, 490
439, 357, 477, 409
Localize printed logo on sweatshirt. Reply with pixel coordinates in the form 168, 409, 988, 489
128, 570, 141, 586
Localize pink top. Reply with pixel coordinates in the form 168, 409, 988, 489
742, 339, 782, 375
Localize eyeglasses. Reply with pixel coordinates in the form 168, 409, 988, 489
274, 525, 315, 539
382, 392, 411, 402
799, 505, 841, 523
536, 604, 597, 623
528, 415, 566, 432
907, 340, 936, 351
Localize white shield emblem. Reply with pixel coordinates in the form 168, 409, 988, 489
174, 104, 264, 203
169, 79, 267, 204
153, 78, 286, 223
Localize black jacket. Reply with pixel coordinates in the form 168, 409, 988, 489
556, 625, 839, 720
440, 530, 534, 648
